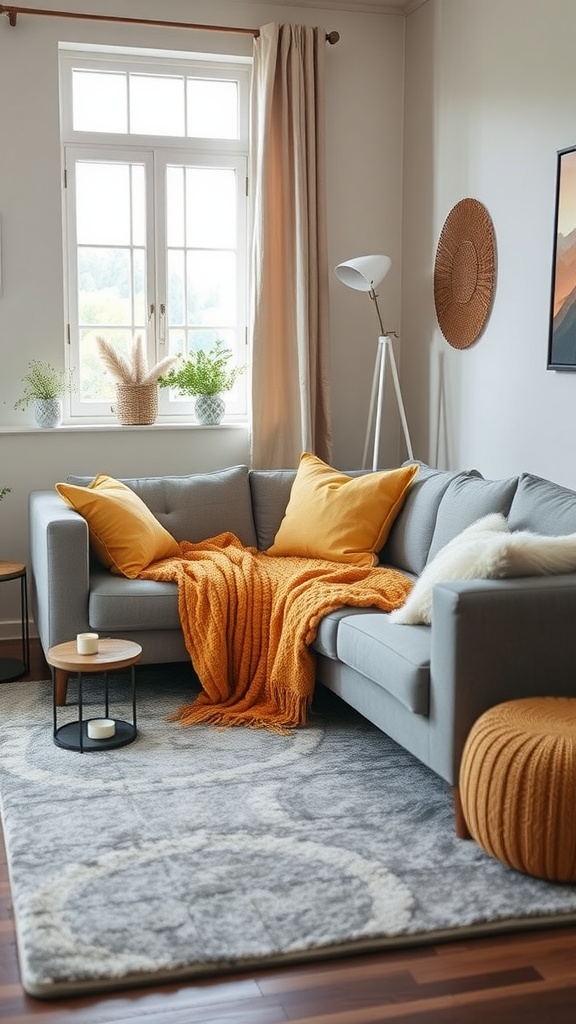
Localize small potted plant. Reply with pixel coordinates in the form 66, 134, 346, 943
158, 340, 245, 425
96, 334, 176, 425
14, 360, 75, 428
0, 487, 10, 502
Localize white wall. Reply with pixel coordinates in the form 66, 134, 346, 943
0, 0, 405, 635
402, 0, 576, 487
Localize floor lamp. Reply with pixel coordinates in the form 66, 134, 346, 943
334, 254, 414, 471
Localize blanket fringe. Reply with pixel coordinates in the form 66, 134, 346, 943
168, 686, 310, 735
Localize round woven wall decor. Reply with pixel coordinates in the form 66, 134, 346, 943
433, 198, 496, 349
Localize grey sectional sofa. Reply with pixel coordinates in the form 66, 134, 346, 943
29, 462, 576, 833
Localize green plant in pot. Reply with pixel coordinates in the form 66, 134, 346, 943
158, 340, 245, 425
0, 487, 10, 502
14, 360, 75, 428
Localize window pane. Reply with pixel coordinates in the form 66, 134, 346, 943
186, 79, 238, 139
131, 165, 146, 246
72, 70, 127, 133
133, 248, 146, 325
186, 327, 235, 355
185, 167, 236, 248
130, 74, 185, 136
76, 163, 133, 245
77, 247, 133, 326
186, 251, 236, 326
167, 327, 186, 360
166, 166, 185, 247
167, 249, 185, 325
79, 327, 134, 401
165, 328, 236, 402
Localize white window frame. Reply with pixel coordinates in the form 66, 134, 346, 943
154, 150, 248, 419
59, 47, 251, 424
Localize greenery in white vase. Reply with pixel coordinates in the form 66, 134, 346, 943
158, 340, 245, 397
0, 487, 10, 502
14, 360, 75, 410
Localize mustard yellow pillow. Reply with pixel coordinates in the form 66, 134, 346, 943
56, 474, 179, 578
268, 454, 419, 567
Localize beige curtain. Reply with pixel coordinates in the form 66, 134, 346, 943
249, 23, 332, 469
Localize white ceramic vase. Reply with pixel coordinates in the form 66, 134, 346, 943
34, 398, 63, 428
194, 394, 225, 425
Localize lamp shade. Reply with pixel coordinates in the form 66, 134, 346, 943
334, 254, 392, 292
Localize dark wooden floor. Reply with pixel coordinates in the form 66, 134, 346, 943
1, 639, 576, 1023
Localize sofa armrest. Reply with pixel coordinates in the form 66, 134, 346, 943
428, 574, 576, 783
29, 490, 92, 655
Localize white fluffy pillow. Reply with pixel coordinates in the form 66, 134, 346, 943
390, 513, 576, 626
501, 530, 576, 575
389, 514, 510, 626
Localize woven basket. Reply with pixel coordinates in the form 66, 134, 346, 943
434, 198, 496, 349
115, 384, 158, 425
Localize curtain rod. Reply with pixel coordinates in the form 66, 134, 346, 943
0, 6, 340, 43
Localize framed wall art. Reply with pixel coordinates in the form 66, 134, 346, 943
547, 144, 576, 369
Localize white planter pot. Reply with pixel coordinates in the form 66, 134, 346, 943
34, 398, 63, 428
194, 394, 225, 425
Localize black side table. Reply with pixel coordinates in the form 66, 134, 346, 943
47, 638, 142, 752
0, 561, 30, 683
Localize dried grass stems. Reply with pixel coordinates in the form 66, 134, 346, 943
96, 335, 176, 387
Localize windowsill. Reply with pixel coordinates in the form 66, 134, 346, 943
0, 420, 250, 435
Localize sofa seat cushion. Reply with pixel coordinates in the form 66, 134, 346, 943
88, 570, 180, 632
336, 611, 431, 715
311, 607, 367, 659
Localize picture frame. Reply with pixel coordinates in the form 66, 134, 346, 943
547, 144, 576, 369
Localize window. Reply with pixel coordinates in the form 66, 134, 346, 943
59, 49, 250, 421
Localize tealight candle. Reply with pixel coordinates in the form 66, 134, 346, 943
87, 718, 115, 740
76, 632, 99, 655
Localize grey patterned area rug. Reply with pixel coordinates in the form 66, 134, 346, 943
1, 668, 576, 1000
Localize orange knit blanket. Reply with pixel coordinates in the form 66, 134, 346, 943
140, 533, 412, 732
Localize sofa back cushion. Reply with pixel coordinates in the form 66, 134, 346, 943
381, 463, 481, 575
508, 472, 576, 535
66, 465, 258, 548
426, 474, 519, 562
249, 470, 297, 550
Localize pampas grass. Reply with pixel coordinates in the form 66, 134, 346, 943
96, 335, 176, 386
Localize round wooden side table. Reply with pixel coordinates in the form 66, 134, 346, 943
0, 561, 30, 683
46, 638, 142, 753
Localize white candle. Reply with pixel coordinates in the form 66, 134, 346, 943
76, 632, 99, 655
87, 718, 115, 740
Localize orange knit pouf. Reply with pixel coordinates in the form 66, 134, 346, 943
459, 697, 576, 882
